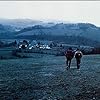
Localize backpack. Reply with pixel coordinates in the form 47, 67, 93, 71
65, 50, 74, 59
75, 52, 82, 58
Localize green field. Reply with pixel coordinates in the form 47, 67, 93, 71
0, 54, 100, 100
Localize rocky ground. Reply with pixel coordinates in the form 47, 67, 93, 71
0, 54, 100, 100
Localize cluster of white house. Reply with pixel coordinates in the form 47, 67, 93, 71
18, 40, 52, 50
17, 39, 94, 53
1, 39, 94, 53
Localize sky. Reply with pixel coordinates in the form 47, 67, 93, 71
0, 1, 100, 26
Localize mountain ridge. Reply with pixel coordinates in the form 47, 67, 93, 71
0, 19, 100, 47
16, 22, 100, 42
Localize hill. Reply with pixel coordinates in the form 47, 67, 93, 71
0, 19, 100, 47
0, 24, 16, 38
16, 23, 100, 42
15, 23, 100, 47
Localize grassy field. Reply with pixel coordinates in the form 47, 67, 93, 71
0, 54, 100, 100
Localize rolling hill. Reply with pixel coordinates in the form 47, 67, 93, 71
16, 23, 100, 42
0, 19, 100, 47
15, 23, 100, 47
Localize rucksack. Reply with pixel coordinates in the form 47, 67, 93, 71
75, 52, 82, 58
65, 50, 74, 59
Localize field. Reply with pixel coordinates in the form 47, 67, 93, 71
0, 54, 100, 100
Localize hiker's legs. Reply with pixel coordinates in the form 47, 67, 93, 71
66, 59, 71, 69
66, 59, 68, 66
77, 59, 81, 69
68, 59, 71, 68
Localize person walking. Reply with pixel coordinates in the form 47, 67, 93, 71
74, 48, 83, 69
65, 47, 74, 69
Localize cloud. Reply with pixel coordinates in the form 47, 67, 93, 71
0, 1, 100, 26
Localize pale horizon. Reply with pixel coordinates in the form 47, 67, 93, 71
0, 1, 100, 26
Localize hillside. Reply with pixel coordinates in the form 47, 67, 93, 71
16, 23, 100, 42
1, 54, 100, 99
15, 23, 100, 47
0, 24, 16, 38
0, 24, 15, 33
0, 19, 100, 47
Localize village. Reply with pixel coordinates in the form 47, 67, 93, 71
0, 39, 96, 59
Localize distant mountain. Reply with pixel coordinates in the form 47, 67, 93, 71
16, 23, 100, 42
0, 19, 56, 38
0, 19, 55, 30
0, 19, 100, 47
0, 24, 15, 32
0, 24, 16, 38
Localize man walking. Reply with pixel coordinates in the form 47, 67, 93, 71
65, 47, 74, 69
74, 48, 83, 69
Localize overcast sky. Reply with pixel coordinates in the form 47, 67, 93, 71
0, 1, 100, 26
